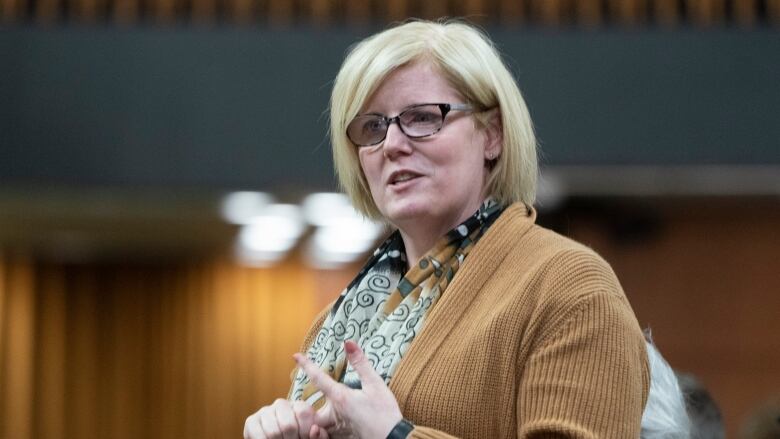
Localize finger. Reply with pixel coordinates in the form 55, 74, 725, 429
312, 400, 338, 429
291, 401, 314, 439
293, 353, 344, 402
244, 412, 267, 439
343, 340, 384, 388
317, 425, 330, 439
271, 399, 300, 439
258, 406, 282, 438
309, 424, 330, 439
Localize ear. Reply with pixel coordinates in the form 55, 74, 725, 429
482, 108, 503, 161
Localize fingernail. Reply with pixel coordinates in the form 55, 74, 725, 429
344, 340, 358, 354
292, 353, 303, 364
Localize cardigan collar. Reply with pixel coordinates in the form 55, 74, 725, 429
388, 202, 537, 406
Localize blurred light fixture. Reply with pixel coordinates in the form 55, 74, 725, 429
301, 192, 355, 227
302, 193, 384, 269
535, 171, 566, 212
235, 203, 305, 267
220, 191, 273, 225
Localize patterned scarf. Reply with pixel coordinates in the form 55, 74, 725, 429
290, 200, 503, 407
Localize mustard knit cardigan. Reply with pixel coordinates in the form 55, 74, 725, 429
295, 203, 650, 438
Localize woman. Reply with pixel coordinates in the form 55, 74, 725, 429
245, 20, 649, 439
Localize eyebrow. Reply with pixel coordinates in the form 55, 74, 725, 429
357, 103, 438, 118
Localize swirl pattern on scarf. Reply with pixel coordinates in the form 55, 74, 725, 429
291, 200, 503, 407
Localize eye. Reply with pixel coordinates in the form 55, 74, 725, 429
402, 107, 442, 127
361, 117, 385, 133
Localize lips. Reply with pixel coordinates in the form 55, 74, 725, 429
387, 170, 423, 186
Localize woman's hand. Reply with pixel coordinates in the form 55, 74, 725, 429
244, 398, 329, 439
294, 340, 403, 439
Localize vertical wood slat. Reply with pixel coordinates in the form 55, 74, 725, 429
233, 267, 254, 419
419, 0, 447, 20
769, 0, 780, 24
0, 255, 5, 412
213, 262, 246, 437
182, 265, 208, 439
110, 270, 148, 439
112, 0, 139, 24
385, 0, 408, 22
732, 0, 756, 25
35, 0, 59, 23
687, 0, 726, 26
192, 0, 218, 23
576, 0, 602, 27
267, 0, 293, 25
0, 0, 23, 21
531, 0, 564, 26
226, 0, 254, 24
344, 0, 369, 24
37, 267, 67, 439
309, 0, 330, 25
609, 0, 648, 25
72, 0, 101, 21
654, 0, 680, 25
151, 0, 178, 23
0, 261, 35, 439
498, 0, 525, 25
67, 271, 99, 439
462, 0, 489, 21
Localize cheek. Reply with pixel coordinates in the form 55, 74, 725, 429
432, 148, 485, 184
358, 153, 382, 189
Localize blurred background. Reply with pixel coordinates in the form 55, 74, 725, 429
1, 1, 779, 438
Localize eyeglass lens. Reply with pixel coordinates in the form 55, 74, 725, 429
347, 104, 445, 147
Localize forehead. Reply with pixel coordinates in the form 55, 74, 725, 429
362, 61, 462, 113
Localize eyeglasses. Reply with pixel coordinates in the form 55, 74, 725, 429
346, 103, 473, 147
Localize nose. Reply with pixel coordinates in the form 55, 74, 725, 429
382, 121, 413, 159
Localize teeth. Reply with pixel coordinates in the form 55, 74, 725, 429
393, 174, 415, 183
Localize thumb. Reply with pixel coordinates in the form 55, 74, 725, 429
309, 424, 330, 439
313, 400, 338, 429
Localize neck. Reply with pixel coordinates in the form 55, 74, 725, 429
396, 200, 486, 268
398, 227, 440, 269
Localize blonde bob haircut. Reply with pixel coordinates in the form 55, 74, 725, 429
330, 19, 538, 220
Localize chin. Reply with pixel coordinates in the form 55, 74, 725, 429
381, 199, 436, 225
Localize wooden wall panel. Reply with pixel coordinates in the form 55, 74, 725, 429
5, 0, 777, 26
560, 199, 780, 438
0, 256, 318, 439
36, 268, 66, 439
1, 198, 778, 438
0, 259, 35, 439
733, 0, 757, 25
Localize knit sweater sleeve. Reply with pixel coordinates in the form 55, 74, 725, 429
515, 249, 649, 438
408, 248, 649, 439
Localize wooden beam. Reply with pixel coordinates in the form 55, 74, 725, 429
267, 0, 293, 25
0, 0, 22, 22
309, 0, 330, 26
576, 0, 602, 27
345, 0, 370, 24
498, 0, 525, 25
733, 0, 756, 26
112, 0, 139, 24
419, 0, 447, 20
653, 0, 680, 26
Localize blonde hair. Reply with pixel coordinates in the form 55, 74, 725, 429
330, 19, 537, 219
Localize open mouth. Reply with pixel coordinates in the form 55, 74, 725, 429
389, 172, 421, 186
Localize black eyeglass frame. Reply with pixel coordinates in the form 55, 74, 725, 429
346, 103, 474, 147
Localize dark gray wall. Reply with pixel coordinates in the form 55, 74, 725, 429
1, 27, 778, 192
